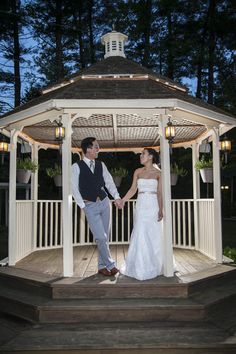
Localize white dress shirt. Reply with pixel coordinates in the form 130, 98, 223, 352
72, 157, 120, 208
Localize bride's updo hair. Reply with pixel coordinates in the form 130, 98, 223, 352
145, 148, 159, 164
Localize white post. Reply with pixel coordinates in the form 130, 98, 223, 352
192, 142, 200, 250
159, 114, 174, 277
8, 130, 19, 265
31, 143, 39, 251
61, 113, 73, 276
212, 128, 223, 263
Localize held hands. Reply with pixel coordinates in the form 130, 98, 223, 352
114, 199, 125, 209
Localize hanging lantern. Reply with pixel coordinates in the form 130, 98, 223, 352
55, 121, 65, 141
0, 134, 9, 152
220, 136, 231, 152
0, 134, 9, 165
165, 117, 176, 143
0, 141, 9, 152
220, 135, 232, 164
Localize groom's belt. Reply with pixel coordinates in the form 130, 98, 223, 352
84, 196, 106, 203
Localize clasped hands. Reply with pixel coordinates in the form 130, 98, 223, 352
114, 199, 125, 209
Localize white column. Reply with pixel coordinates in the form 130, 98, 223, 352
8, 130, 19, 265
61, 113, 73, 276
31, 143, 39, 251
159, 114, 174, 277
212, 128, 223, 263
192, 142, 200, 250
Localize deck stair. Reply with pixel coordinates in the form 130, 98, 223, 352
0, 266, 236, 353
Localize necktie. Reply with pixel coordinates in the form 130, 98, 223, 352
90, 160, 95, 173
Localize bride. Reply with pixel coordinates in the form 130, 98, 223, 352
120, 148, 163, 281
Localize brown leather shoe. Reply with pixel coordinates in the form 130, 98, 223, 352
98, 268, 111, 276
110, 267, 119, 275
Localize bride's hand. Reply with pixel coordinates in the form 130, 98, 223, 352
158, 210, 163, 221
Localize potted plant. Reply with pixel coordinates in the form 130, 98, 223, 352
170, 163, 188, 186
195, 157, 213, 183
46, 164, 62, 187
110, 167, 128, 187
17, 157, 39, 184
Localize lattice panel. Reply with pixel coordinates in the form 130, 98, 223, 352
117, 127, 159, 140
72, 127, 114, 141
73, 114, 113, 127
116, 114, 159, 127
30, 120, 58, 127
23, 127, 55, 142
174, 126, 206, 142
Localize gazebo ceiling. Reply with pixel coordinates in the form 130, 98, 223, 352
21, 114, 207, 150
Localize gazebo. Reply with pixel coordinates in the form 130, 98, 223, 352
0, 30, 235, 278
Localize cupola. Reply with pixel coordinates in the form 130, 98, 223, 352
101, 30, 128, 59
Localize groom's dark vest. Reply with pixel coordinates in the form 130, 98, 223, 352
77, 160, 107, 202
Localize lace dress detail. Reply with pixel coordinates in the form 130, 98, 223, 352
120, 178, 163, 281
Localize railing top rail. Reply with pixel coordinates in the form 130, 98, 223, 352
38, 200, 62, 203
196, 198, 214, 202
171, 199, 194, 202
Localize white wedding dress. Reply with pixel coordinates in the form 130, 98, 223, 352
121, 178, 163, 281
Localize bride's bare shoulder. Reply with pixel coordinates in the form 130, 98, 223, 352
134, 167, 145, 175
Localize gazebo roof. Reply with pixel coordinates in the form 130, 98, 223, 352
0, 37, 235, 151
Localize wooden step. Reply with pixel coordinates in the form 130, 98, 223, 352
0, 265, 235, 301
1, 277, 236, 325
0, 286, 205, 323
1, 319, 236, 353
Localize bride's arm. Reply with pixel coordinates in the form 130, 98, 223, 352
157, 173, 163, 221
122, 169, 139, 203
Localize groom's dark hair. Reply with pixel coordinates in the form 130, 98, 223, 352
81, 137, 96, 154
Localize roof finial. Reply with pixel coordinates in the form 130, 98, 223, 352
112, 23, 115, 31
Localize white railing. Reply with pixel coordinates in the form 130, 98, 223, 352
37, 201, 63, 250
35, 199, 197, 250
15, 198, 216, 261
15, 201, 34, 262
197, 199, 215, 259
172, 199, 195, 249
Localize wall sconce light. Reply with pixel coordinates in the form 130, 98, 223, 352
165, 117, 176, 143
220, 135, 232, 164
55, 121, 65, 141
0, 134, 9, 165
165, 117, 176, 153
0, 141, 9, 152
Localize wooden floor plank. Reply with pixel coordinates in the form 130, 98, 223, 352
15, 245, 221, 279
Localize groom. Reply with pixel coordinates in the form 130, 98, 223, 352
72, 137, 122, 276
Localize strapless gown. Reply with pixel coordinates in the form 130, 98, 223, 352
121, 178, 163, 281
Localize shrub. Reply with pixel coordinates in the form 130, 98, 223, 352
223, 246, 236, 263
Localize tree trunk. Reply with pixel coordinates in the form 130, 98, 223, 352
207, 0, 216, 104
55, 0, 64, 81
166, 13, 174, 79
142, 0, 152, 67
88, 0, 95, 64
77, 0, 85, 68
196, 5, 211, 99
12, 0, 21, 107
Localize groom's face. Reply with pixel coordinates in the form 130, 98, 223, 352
86, 140, 100, 159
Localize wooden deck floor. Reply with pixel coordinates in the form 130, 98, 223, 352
15, 245, 218, 280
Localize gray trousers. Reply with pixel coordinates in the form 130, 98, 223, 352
84, 197, 115, 270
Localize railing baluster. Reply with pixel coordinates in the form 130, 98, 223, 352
182, 201, 186, 247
